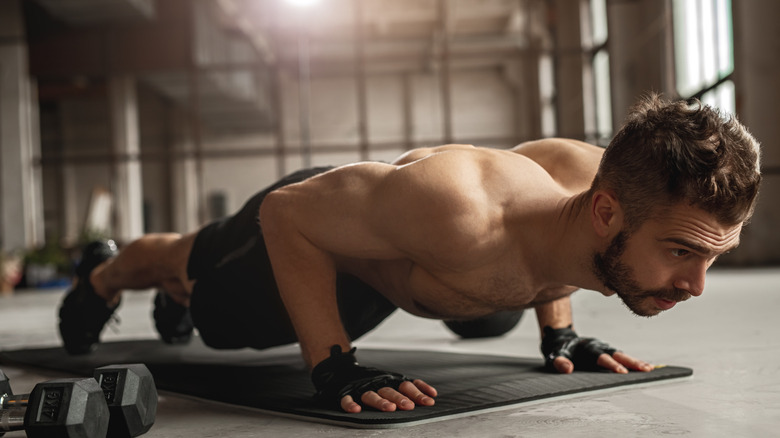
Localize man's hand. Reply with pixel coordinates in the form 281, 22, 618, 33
312, 345, 437, 413
541, 325, 654, 374
340, 379, 437, 413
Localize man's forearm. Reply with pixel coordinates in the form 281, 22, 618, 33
534, 295, 574, 337
260, 193, 351, 369
278, 261, 351, 369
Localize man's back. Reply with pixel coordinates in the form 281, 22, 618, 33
261, 139, 604, 320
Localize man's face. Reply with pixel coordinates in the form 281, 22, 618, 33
592, 204, 742, 317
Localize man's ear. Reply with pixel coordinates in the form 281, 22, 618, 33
590, 190, 623, 238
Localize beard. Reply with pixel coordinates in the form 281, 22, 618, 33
592, 231, 690, 317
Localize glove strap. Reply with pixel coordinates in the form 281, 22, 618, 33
311, 345, 410, 409
540, 325, 618, 371
540, 325, 578, 367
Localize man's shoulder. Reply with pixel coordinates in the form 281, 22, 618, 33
511, 138, 603, 164
510, 138, 603, 193
512, 137, 601, 152
392, 146, 546, 194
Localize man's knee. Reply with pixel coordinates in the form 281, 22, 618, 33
160, 278, 191, 306
168, 233, 197, 295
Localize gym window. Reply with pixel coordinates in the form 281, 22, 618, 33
540, 54, 556, 138
582, 0, 612, 145
673, 0, 735, 113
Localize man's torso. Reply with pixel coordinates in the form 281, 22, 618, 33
333, 139, 604, 319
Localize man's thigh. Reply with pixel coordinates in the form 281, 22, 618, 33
189, 257, 297, 350
191, 271, 398, 351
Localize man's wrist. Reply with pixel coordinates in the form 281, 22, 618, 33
534, 295, 574, 337
304, 338, 353, 369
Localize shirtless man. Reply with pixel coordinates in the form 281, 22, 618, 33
58, 94, 761, 413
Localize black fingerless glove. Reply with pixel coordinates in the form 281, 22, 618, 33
311, 345, 410, 409
540, 325, 618, 372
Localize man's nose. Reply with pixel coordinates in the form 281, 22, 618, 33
674, 262, 707, 297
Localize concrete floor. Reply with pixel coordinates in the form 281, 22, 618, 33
1, 268, 778, 437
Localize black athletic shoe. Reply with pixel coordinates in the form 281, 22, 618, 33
153, 290, 194, 344
58, 240, 119, 355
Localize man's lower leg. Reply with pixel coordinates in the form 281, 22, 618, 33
58, 240, 121, 354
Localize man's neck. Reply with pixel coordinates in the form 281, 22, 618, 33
531, 191, 606, 294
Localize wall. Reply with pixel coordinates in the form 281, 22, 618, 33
41, 82, 183, 241
49, 96, 113, 244
199, 65, 521, 219
137, 84, 172, 233
730, 0, 780, 264
607, 0, 675, 123
607, 0, 779, 265
8, 0, 780, 264
39, 62, 522, 233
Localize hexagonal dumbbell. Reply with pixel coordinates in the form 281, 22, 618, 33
1, 364, 157, 437
0, 376, 109, 438
93, 364, 157, 437
0, 369, 11, 406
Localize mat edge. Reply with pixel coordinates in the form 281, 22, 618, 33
158, 373, 694, 430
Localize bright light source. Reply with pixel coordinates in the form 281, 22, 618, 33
286, 0, 320, 7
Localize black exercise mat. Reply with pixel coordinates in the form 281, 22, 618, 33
0, 338, 692, 428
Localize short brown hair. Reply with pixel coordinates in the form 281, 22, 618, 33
590, 93, 761, 229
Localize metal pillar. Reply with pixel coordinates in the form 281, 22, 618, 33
170, 110, 200, 233
108, 76, 144, 242
297, 34, 312, 168
354, 0, 370, 161
402, 73, 414, 150
438, 0, 454, 144
551, 0, 586, 139
0, 0, 44, 251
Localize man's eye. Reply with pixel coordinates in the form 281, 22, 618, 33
671, 249, 690, 257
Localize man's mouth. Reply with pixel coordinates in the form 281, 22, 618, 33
653, 297, 677, 310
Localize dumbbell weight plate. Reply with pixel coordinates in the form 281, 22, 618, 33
94, 364, 157, 438
25, 378, 109, 438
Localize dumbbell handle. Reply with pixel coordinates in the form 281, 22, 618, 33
0, 407, 25, 432
0, 392, 29, 409
0, 393, 25, 436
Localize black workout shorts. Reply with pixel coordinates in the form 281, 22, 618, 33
187, 167, 398, 350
